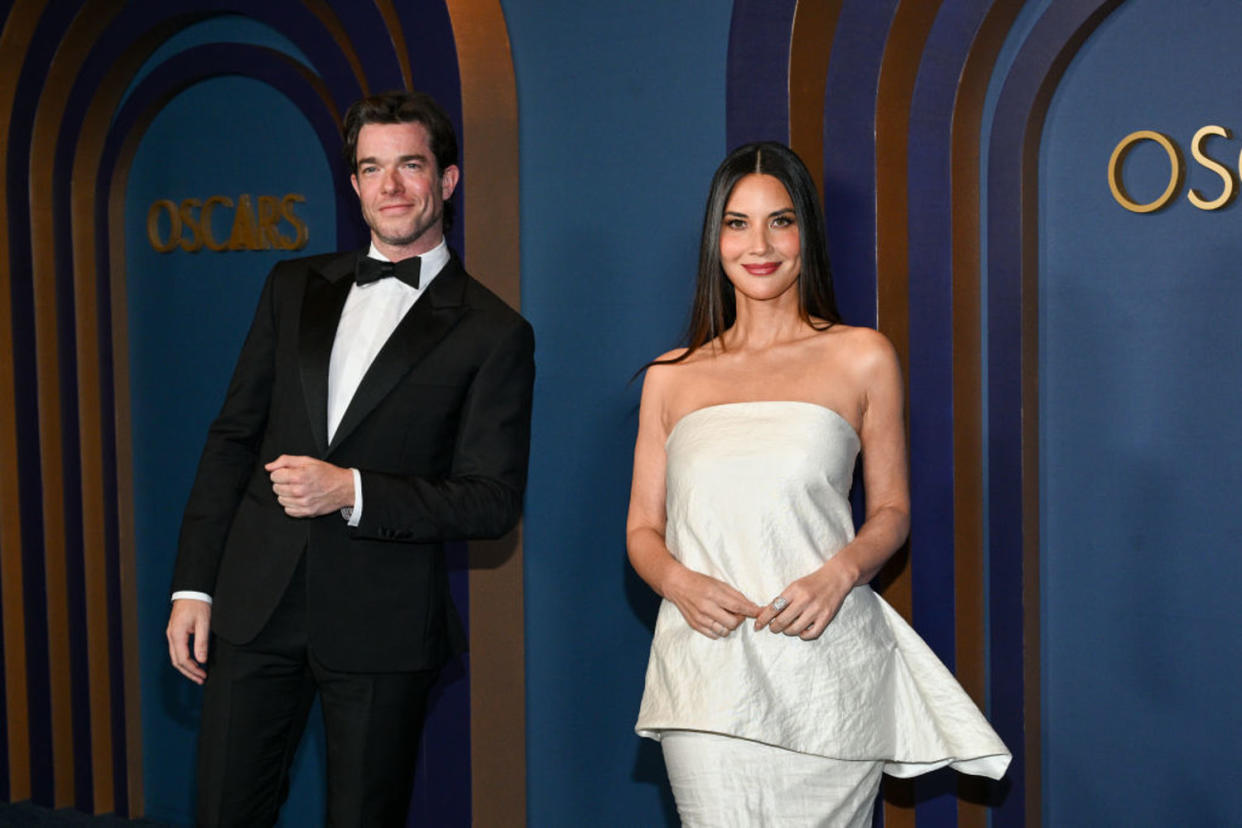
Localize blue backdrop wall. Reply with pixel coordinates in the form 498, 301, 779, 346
1040, 0, 1242, 822
503, 3, 731, 824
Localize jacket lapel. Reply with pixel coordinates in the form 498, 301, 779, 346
299, 252, 357, 456
326, 253, 469, 455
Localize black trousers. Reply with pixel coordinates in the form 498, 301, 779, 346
195, 558, 439, 827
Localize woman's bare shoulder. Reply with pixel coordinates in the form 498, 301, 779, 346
805, 325, 902, 405
819, 324, 897, 364
642, 348, 689, 386
639, 347, 693, 400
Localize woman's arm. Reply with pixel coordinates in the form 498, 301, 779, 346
626, 361, 762, 638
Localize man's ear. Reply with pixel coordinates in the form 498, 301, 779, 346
350, 174, 360, 197
440, 164, 460, 200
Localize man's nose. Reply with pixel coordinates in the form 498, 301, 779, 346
381, 168, 403, 193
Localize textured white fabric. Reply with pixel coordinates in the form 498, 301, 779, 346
636, 401, 1011, 780
661, 730, 882, 828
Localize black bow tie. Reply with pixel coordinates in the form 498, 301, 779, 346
355, 254, 421, 289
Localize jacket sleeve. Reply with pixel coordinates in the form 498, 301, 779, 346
170, 265, 282, 594
351, 317, 535, 542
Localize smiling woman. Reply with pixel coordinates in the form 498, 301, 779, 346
625, 142, 1010, 827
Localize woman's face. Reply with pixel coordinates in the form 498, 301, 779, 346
718, 173, 801, 302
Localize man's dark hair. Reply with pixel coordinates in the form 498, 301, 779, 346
341, 89, 459, 175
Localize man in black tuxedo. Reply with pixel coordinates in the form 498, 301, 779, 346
165, 90, 534, 827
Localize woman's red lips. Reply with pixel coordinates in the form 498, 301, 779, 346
743, 262, 780, 275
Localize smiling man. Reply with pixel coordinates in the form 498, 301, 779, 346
165, 90, 535, 827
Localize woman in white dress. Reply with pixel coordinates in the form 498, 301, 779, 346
626, 142, 1009, 827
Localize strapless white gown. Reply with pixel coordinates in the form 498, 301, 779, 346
635, 401, 1010, 779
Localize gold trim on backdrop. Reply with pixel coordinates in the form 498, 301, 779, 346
110, 121, 149, 821
951, 2, 1026, 824
1021, 90, 1047, 828
788, 0, 843, 203
443, 1, 525, 824
1016, 8, 1128, 820
304, 0, 369, 97
74, 26, 195, 813
875, 2, 943, 820
376, 0, 413, 92
27, 0, 129, 806
0, 0, 42, 803
59, 9, 150, 812
32, 0, 149, 808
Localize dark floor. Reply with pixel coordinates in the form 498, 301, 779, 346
0, 803, 173, 827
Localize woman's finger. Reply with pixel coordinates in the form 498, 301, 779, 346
766, 596, 802, 633
754, 594, 790, 630
695, 618, 722, 639
782, 610, 815, 636
799, 616, 825, 640
703, 608, 742, 635
706, 582, 761, 618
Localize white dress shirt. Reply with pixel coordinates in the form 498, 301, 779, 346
172, 240, 451, 605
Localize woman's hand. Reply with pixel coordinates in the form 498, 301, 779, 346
663, 564, 762, 640
753, 558, 856, 641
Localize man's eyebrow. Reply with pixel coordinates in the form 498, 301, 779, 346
358, 153, 429, 166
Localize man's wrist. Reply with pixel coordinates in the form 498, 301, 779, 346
171, 590, 212, 605
341, 467, 362, 526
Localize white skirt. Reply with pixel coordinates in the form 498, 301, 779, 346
660, 730, 884, 828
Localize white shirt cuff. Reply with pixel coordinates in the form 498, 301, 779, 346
171, 591, 212, 605
341, 467, 362, 526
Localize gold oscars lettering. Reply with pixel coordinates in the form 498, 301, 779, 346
1108, 127, 1238, 213
147, 193, 309, 252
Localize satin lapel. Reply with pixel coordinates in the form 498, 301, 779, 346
326, 257, 469, 455
299, 253, 357, 456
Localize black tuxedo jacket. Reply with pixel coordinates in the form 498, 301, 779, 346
171, 249, 534, 672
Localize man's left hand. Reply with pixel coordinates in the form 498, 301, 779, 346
266, 455, 354, 518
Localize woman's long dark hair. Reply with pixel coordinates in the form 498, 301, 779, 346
657, 142, 840, 366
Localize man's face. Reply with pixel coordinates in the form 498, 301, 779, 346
350, 121, 459, 258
